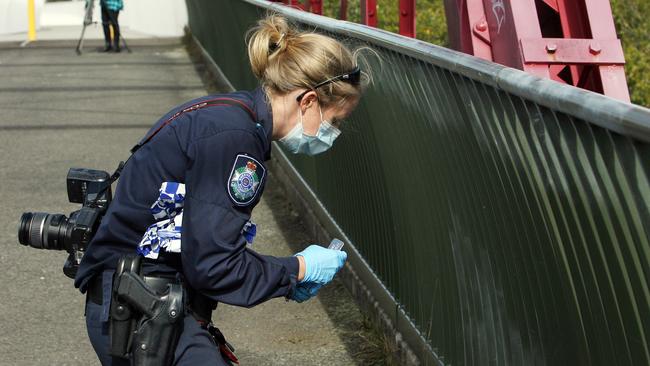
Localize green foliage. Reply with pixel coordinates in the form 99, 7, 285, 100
610, 0, 650, 107
320, 0, 649, 107
416, 0, 448, 46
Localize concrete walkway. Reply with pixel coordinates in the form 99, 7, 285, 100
0, 35, 384, 365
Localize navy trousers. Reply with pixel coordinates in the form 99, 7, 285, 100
100, 6, 120, 48
85, 295, 228, 365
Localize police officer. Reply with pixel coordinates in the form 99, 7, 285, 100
75, 14, 367, 365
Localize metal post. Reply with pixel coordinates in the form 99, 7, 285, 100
490, 0, 550, 78
360, 0, 377, 27
339, 0, 348, 20
27, 0, 36, 41
399, 0, 416, 38
309, 0, 322, 14
443, 0, 494, 62
581, 0, 630, 101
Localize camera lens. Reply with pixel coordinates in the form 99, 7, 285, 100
18, 212, 69, 250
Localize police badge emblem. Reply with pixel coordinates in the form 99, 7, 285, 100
227, 154, 266, 206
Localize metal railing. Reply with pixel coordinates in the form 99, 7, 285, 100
186, 0, 650, 364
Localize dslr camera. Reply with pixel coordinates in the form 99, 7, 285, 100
18, 168, 112, 279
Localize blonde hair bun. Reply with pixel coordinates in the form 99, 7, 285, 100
247, 14, 293, 80
247, 13, 370, 107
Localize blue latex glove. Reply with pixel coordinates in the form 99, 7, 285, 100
294, 245, 347, 284
290, 283, 322, 303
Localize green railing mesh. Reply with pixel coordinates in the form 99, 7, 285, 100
187, 0, 650, 364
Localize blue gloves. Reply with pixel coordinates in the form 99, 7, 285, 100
296, 245, 347, 284
291, 283, 322, 303
290, 245, 347, 303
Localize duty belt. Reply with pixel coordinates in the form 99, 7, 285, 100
88, 274, 170, 305
87, 272, 214, 322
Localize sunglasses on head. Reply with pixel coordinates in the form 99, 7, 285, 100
296, 66, 361, 102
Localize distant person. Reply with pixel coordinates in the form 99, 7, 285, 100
100, 0, 123, 52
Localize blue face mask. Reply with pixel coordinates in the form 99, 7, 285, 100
279, 105, 341, 156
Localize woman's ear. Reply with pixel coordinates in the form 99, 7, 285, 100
299, 91, 318, 112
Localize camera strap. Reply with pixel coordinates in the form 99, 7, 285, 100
96, 98, 258, 205
130, 97, 257, 155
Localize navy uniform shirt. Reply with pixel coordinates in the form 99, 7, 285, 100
74, 87, 298, 307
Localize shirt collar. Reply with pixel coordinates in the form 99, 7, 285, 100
252, 86, 274, 159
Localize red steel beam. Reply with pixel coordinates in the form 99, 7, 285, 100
360, 0, 377, 28
399, 0, 416, 38
443, 0, 493, 62
309, 0, 322, 15
582, 0, 630, 101
554, 0, 590, 88
339, 0, 348, 20
467, 0, 492, 60
520, 38, 625, 65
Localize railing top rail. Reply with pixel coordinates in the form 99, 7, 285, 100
246, 0, 650, 143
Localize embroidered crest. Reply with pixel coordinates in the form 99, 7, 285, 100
228, 154, 265, 206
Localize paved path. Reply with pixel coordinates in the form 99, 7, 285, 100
0, 37, 383, 365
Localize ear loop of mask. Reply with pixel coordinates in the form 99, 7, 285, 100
302, 100, 340, 136
279, 97, 341, 155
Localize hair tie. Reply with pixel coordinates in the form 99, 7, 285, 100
269, 33, 286, 54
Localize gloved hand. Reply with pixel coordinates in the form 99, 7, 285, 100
294, 244, 347, 284
290, 282, 323, 303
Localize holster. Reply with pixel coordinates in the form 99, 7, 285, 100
110, 255, 140, 359
109, 255, 184, 366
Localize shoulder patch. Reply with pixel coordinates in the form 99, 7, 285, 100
227, 154, 266, 206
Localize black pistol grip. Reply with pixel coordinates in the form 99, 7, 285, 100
116, 271, 162, 317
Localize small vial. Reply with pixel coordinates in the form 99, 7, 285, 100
328, 238, 345, 251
